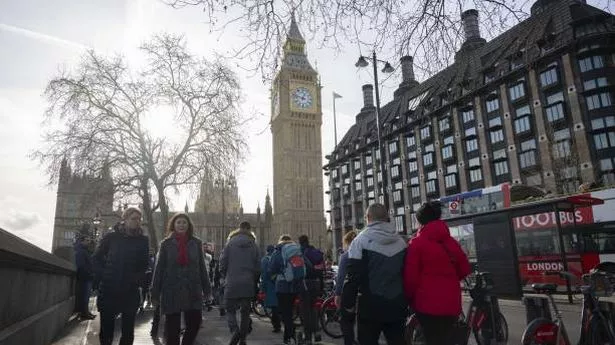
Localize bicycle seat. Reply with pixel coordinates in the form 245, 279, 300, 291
532, 283, 557, 294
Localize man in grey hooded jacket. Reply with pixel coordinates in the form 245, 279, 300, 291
220, 221, 261, 345
340, 203, 407, 345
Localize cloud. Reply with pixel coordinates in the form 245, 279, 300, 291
0, 23, 90, 51
0, 208, 41, 231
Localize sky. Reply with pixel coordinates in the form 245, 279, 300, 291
0, 0, 400, 251
1, 0, 612, 252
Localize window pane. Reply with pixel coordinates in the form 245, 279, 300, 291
486, 98, 500, 113
546, 92, 564, 105
540, 68, 558, 87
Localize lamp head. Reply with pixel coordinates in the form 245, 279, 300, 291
355, 56, 369, 68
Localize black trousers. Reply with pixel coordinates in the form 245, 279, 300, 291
270, 306, 281, 330
414, 313, 458, 345
99, 309, 137, 345
357, 318, 405, 345
277, 293, 298, 342
151, 305, 161, 335
165, 309, 203, 345
340, 313, 355, 345
299, 279, 321, 341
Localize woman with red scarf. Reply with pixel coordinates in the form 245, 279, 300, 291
151, 213, 212, 345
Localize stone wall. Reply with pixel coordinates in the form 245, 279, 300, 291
0, 228, 75, 345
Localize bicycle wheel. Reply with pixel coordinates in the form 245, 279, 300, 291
588, 312, 615, 345
477, 312, 508, 343
319, 297, 343, 339
521, 318, 566, 345
251, 300, 270, 317
405, 315, 427, 345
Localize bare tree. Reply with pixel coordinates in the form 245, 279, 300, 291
162, 0, 561, 78
32, 34, 247, 249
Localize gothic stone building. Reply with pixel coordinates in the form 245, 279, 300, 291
52, 163, 273, 256
324, 0, 615, 245
270, 15, 327, 246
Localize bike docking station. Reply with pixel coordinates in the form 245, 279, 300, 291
440, 194, 606, 345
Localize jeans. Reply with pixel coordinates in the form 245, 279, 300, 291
165, 309, 202, 345
414, 313, 457, 345
357, 317, 405, 345
99, 309, 137, 345
277, 292, 298, 342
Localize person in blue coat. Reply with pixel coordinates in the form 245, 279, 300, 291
260, 244, 281, 333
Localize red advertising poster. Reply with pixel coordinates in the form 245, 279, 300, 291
519, 255, 584, 289
513, 207, 594, 231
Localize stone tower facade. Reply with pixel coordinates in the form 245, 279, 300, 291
194, 172, 241, 215
52, 159, 115, 252
271, 14, 327, 245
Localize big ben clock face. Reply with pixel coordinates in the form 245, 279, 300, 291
291, 87, 314, 109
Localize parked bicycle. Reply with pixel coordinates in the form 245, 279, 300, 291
405, 271, 508, 345
521, 269, 615, 345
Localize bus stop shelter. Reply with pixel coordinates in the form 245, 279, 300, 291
445, 194, 604, 301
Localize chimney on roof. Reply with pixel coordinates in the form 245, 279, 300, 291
461, 9, 481, 41
362, 84, 374, 109
400, 56, 415, 83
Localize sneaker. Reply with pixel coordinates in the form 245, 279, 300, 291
313, 334, 322, 343
272, 328, 282, 333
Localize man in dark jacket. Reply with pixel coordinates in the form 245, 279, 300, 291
341, 203, 407, 345
220, 221, 261, 345
298, 235, 324, 343
93, 208, 149, 345
75, 233, 96, 320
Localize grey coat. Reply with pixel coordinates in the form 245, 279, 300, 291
220, 229, 260, 300
151, 236, 211, 315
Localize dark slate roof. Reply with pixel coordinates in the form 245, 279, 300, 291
325, 0, 614, 167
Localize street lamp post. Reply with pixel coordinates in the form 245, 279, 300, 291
355, 52, 394, 212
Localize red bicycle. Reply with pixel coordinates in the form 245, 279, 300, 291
405, 272, 508, 345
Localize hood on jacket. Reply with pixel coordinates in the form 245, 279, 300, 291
227, 229, 256, 242
417, 219, 451, 242
227, 230, 256, 248
364, 221, 401, 245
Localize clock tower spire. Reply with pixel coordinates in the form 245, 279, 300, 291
270, 14, 325, 244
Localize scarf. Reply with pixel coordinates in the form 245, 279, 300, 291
175, 232, 189, 266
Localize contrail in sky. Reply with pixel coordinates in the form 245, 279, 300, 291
0, 23, 91, 51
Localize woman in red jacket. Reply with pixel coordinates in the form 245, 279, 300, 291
403, 202, 471, 345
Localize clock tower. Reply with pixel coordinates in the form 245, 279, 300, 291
270, 14, 326, 245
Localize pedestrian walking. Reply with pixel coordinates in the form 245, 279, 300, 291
75, 233, 96, 320
220, 221, 261, 345
403, 201, 471, 345
93, 207, 150, 345
340, 203, 407, 345
335, 230, 357, 345
260, 245, 281, 333
298, 234, 325, 344
269, 234, 306, 345
151, 212, 212, 345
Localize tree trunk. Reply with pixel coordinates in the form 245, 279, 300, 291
155, 180, 170, 239
141, 177, 159, 252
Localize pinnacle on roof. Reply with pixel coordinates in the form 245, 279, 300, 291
288, 11, 305, 42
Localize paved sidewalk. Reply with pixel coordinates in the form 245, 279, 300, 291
51, 304, 341, 345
